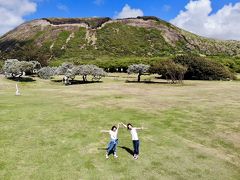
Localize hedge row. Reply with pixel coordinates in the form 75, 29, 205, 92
172, 55, 234, 80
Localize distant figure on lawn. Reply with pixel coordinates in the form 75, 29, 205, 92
121, 123, 144, 160
15, 83, 20, 96
101, 123, 120, 159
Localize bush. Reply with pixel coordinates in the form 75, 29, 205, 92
38, 67, 55, 79
91, 66, 107, 81
173, 55, 233, 80
150, 60, 187, 83
54, 63, 74, 76
25, 61, 42, 75
3, 59, 34, 78
137, 16, 159, 21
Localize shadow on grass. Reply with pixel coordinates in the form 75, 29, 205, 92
119, 146, 134, 156
51, 79, 103, 85
98, 147, 115, 156
98, 146, 134, 156
125, 80, 169, 84
7, 77, 36, 82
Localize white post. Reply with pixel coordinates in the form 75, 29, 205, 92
15, 83, 20, 96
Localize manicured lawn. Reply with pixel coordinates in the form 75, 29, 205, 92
0, 74, 240, 179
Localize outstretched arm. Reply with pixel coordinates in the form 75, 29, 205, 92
135, 126, 147, 130
116, 123, 120, 133
121, 122, 127, 128
100, 130, 110, 133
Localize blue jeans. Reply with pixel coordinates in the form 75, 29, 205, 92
107, 139, 118, 155
133, 140, 140, 155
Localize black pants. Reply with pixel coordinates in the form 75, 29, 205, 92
133, 140, 140, 155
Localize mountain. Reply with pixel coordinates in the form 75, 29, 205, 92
0, 16, 240, 69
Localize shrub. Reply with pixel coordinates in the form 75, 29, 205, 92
172, 55, 233, 80
91, 66, 107, 81
150, 60, 187, 83
3, 59, 34, 78
38, 67, 55, 79
31, 61, 42, 71
54, 63, 74, 76
137, 16, 159, 21
25, 61, 42, 75
127, 64, 150, 82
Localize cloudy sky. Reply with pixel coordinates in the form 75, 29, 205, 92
1, 0, 240, 40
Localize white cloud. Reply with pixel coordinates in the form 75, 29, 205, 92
170, 0, 240, 40
114, 4, 144, 19
0, 0, 37, 36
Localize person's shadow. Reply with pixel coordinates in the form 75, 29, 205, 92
97, 147, 116, 155
119, 146, 134, 156
97, 146, 134, 156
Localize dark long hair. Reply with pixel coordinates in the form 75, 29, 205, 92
127, 123, 132, 130
111, 126, 117, 131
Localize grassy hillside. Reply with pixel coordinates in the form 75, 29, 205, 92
0, 75, 240, 179
0, 17, 240, 71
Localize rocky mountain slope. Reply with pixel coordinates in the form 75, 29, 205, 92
0, 16, 240, 67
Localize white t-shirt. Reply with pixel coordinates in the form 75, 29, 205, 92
109, 130, 118, 140
130, 128, 139, 140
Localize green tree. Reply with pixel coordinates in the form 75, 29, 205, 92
173, 55, 233, 80
150, 60, 187, 83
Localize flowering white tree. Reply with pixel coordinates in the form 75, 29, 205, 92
72, 64, 106, 82
54, 63, 75, 85
38, 67, 55, 79
3, 59, 34, 78
127, 64, 150, 82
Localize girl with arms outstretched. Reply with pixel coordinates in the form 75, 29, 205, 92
121, 123, 143, 159
101, 123, 120, 159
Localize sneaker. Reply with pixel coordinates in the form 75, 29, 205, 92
114, 154, 118, 158
133, 155, 138, 160
106, 154, 109, 159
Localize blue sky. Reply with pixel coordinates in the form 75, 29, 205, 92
26, 0, 239, 21
1, 0, 240, 40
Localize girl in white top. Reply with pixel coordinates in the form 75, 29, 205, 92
121, 123, 144, 159
101, 123, 120, 159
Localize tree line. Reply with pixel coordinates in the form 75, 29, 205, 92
2, 55, 235, 85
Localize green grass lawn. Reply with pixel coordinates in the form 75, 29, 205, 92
0, 74, 240, 180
